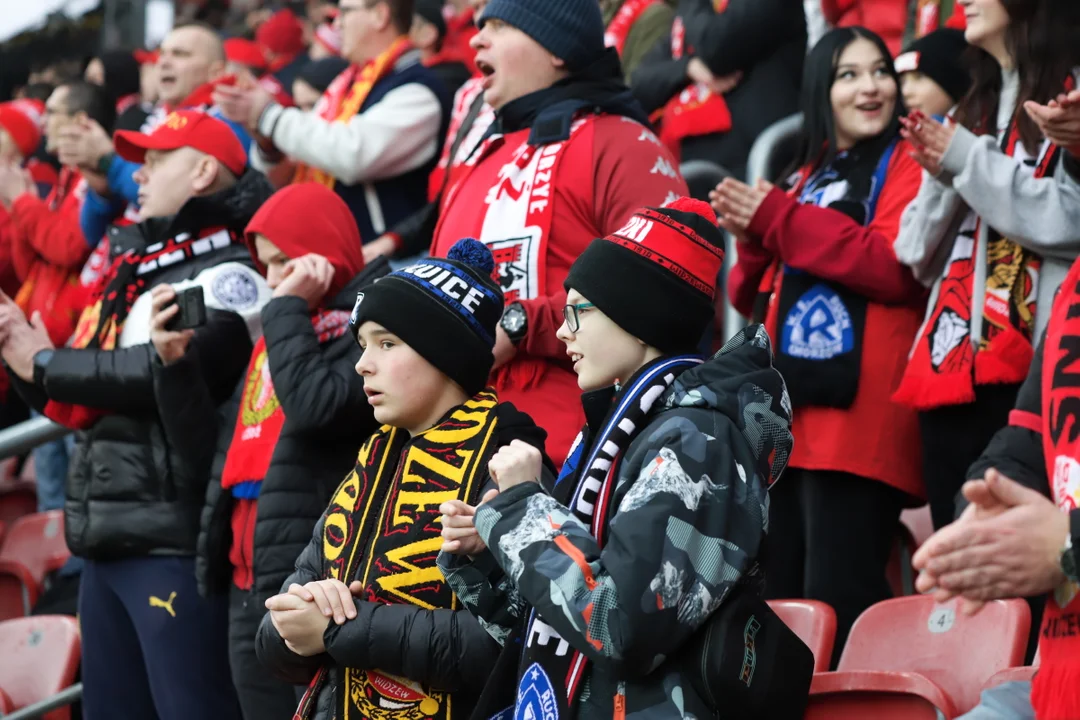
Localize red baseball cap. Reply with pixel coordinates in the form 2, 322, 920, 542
114, 110, 248, 176
0, 101, 43, 159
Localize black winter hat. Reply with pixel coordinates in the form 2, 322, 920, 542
895, 29, 971, 104
479, 0, 606, 72
414, 0, 448, 40
564, 198, 725, 354
349, 238, 503, 396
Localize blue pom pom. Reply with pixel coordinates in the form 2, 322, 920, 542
447, 238, 495, 275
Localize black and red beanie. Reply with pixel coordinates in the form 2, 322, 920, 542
349, 238, 504, 396
564, 198, 725, 354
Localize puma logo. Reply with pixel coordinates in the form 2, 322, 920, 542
149, 591, 177, 617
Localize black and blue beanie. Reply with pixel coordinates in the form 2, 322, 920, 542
479, 0, 606, 72
349, 238, 504, 396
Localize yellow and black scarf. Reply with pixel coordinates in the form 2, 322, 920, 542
295, 390, 500, 720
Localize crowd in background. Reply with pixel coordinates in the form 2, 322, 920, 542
0, 0, 1079, 718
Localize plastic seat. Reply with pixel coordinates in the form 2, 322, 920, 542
982, 648, 1040, 690
0, 485, 37, 529
0, 615, 80, 720
768, 599, 836, 673
0, 511, 69, 617
804, 595, 1031, 718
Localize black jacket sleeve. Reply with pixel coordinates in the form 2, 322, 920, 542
961, 331, 1049, 517
42, 308, 252, 412
677, 0, 805, 77
152, 350, 222, 492
261, 297, 370, 434
255, 517, 332, 685
322, 599, 501, 694
629, 33, 690, 115
389, 202, 440, 259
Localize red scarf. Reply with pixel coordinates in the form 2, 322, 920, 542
655, 0, 732, 161
604, 0, 661, 55
1033, 256, 1080, 719
293, 37, 412, 188
220, 309, 351, 491
893, 122, 1058, 410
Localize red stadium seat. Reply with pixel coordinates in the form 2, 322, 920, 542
804, 595, 1031, 718
768, 599, 836, 673
983, 648, 1040, 690
0, 511, 69, 618
0, 615, 80, 720
0, 486, 37, 530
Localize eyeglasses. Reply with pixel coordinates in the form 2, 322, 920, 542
562, 302, 595, 333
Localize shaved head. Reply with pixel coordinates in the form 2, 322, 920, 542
157, 24, 227, 105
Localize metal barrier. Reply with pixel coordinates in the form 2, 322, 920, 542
1, 683, 82, 719
0, 416, 69, 462
722, 113, 805, 336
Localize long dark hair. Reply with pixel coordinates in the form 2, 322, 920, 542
789, 27, 905, 176
954, 0, 1080, 154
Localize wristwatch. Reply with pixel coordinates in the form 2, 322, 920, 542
1061, 509, 1080, 584
500, 302, 528, 345
32, 349, 54, 388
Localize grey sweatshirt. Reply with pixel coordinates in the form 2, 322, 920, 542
894, 68, 1080, 345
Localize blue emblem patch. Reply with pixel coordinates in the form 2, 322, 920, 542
781, 284, 854, 360
515, 663, 559, 720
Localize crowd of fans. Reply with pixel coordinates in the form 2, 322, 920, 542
0, 0, 1079, 718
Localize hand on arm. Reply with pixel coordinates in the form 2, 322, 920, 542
440, 489, 501, 556
913, 468, 1069, 615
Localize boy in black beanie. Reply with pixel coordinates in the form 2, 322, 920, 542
439, 200, 797, 719
255, 238, 553, 720
896, 29, 971, 117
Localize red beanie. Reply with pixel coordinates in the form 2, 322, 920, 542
564, 197, 725, 353
257, 10, 306, 58
0, 101, 44, 159
244, 183, 365, 301
225, 38, 269, 71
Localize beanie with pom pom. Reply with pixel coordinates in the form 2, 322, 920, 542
349, 238, 504, 395
563, 197, 725, 354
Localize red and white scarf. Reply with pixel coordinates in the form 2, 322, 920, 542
1032, 256, 1080, 719
604, 0, 661, 56
894, 121, 1057, 410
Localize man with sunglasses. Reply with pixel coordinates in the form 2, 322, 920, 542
216, 0, 450, 246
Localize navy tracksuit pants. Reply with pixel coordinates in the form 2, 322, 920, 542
78, 556, 241, 720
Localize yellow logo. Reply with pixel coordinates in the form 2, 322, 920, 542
163, 112, 189, 130
240, 347, 280, 426
149, 591, 177, 617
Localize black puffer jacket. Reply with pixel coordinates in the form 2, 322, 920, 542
14, 171, 274, 560
631, 0, 806, 179
154, 259, 390, 601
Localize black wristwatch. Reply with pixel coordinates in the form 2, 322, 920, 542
32, 349, 54, 388
500, 302, 528, 345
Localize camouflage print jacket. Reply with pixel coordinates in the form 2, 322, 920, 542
439, 326, 793, 719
